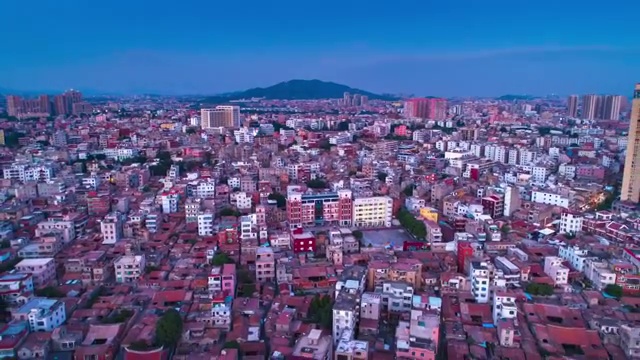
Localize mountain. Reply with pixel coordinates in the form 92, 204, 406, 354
497, 94, 535, 101
201, 79, 399, 103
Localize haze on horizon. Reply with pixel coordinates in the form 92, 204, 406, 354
1, 0, 640, 97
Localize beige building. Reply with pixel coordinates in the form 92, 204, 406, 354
255, 247, 274, 283
621, 83, 640, 203
200, 106, 241, 129
114, 255, 145, 283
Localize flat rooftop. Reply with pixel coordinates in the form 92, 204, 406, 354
17, 297, 59, 314
17, 258, 54, 266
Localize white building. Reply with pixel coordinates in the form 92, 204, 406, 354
352, 196, 393, 228
531, 190, 570, 208
161, 192, 179, 214
470, 261, 490, 303
231, 192, 252, 210
240, 215, 257, 240
101, 213, 123, 245
561, 239, 592, 269
583, 259, 617, 290
114, 255, 145, 283
101, 148, 137, 161
195, 180, 216, 198
543, 256, 569, 286
13, 298, 66, 332
380, 281, 414, 313
559, 211, 583, 234
531, 166, 550, 183
3, 163, 54, 182
198, 211, 215, 237
492, 293, 517, 325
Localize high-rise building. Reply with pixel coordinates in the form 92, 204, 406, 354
200, 106, 241, 129
567, 95, 579, 117
581, 94, 601, 120
621, 84, 640, 203
6, 96, 22, 116
405, 98, 448, 120
5, 95, 51, 116
54, 95, 68, 116
603, 95, 624, 120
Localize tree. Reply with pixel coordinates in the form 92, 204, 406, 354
210, 253, 235, 266
185, 127, 197, 135
268, 192, 287, 208
318, 139, 332, 151
397, 208, 427, 240
102, 309, 134, 324
306, 179, 327, 189
605, 284, 623, 299
377, 172, 388, 182
499, 126, 508, 132
155, 309, 183, 347
352, 230, 363, 241
501, 225, 510, 234
337, 121, 350, 131
223, 340, 241, 350
308, 295, 333, 330
402, 184, 415, 197
128, 340, 153, 351
525, 283, 554, 296
35, 286, 66, 298
218, 208, 241, 217
239, 283, 256, 297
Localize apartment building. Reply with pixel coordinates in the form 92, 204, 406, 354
197, 211, 215, 237
543, 256, 569, 286
3, 163, 54, 182
558, 245, 589, 271
255, 247, 274, 283
470, 261, 490, 303
208, 263, 236, 296
100, 213, 123, 245
0, 273, 34, 307
15, 258, 56, 288
395, 312, 439, 360
380, 281, 414, 313
351, 196, 393, 228
114, 255, 145, 283
559, 211, 584, 234
13, 298, 66, 332
35, 220, 75, 243
287, 187, 353, 228
160, 191, 179, 214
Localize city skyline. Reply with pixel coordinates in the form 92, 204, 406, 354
1, 0, 640, 96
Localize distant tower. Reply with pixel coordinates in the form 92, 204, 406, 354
581, 94, 600, 120
603, 95, 624, 120
621, 84, 640, 203
567, 95, 578, 117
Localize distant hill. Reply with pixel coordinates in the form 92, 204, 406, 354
497, 94, 535, 101
201, 79, 399, 103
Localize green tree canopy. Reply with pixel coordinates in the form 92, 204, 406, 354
268, 192, 287, 208
155, 309, 183, 347
604, 284, 623, 299
525, 283, 554, 296
306, 179, 327, 189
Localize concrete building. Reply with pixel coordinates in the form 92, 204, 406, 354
380, 281, 414, 313
621, 84, 640, 203
352, 196, 393, 228
35, 220, 75, 244
208, 263, 236, 296
567, 95, 578, 117
543, 256, 569, 286
470, 261, 490, 303
201, 106, 241, 129
197, 211, 215, 237
255, 247, 274, 283
0, 273, 34, 308
13, 298, 66, 332
100, 213, 123, 245
114, 255, 145, 283
15, 258, 56, 288
291, 329, 332, 360
559, 211, 583, 235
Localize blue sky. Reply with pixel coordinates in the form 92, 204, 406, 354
1, 0, 639, 96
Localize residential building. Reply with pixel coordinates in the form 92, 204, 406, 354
13, 298, 66, 332
255, 247, 274, 283
15, 258, 56, 288
621, 83, 640, 203
201, 106, 241, 129
567, 95, 578, 117
208, 263, 236, 296
351, 196, 393, 228
380, 281, 414, 313
114, 255, 145, 283
197, 211, 215, 237
395, 312, 439, 360
100, 213, 123, 245
543, 256, 569, 286
287, 187, 353, 228
470, 261, 490, 303
0, 273, 34, 308
291, 329, 332, 360
559, 211, 583, 234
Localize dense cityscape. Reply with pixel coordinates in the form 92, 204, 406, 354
0, 78, 638, 360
